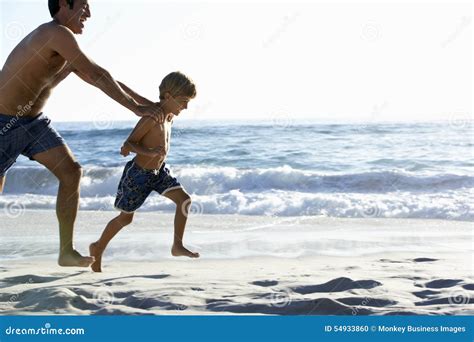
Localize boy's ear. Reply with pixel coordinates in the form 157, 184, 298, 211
164, 92, 171, 100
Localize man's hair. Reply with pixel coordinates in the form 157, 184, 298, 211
48, 0, 75, 17
159, 72, 197, 100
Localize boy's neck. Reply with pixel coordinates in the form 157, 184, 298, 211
156, 101, 173, 117
155, 102, 175, 123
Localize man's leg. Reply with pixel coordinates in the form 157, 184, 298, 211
163, 188, 199, 258
32, 145, 94, 267
0, 176, 5, 194
90, 211, 134, 272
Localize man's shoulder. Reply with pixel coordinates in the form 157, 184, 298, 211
32, 22, 75, 43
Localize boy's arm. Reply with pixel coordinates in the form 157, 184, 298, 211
121, 117, 165, 157
117, 82, 154, 106
49, 25, 164, 122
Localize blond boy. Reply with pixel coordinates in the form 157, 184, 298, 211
90, 72, 199, 272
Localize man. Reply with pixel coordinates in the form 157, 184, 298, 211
0, 0, 164, 267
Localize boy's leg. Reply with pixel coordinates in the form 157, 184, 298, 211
163, 188, 199, 258
32, 145, 94, 267
90, 211, 134, 272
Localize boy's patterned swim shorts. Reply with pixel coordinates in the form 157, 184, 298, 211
114, 159, 182, 213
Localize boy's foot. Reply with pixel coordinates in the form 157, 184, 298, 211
89, 242, 104, 272
58, 249, 95, 267
171, 244, 200, 258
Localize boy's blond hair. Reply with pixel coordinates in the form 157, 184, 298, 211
159, 71, 197, 100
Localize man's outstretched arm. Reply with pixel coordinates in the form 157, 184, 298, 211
0, 176, 5, 194
49, 25, 163, 121
117, 82, 154, 106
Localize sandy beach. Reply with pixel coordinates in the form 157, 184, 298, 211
0, 211, 472, 315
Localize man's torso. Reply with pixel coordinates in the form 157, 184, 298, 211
0, 22, 71, 117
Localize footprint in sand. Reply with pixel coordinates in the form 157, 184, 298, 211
412, 289, 441, 299
337, 297, 397, 307
291, 277, 382, 294
379, 259, 405, 264
122, 295, 186, 311
1, 274, 83, 285
13, 288, 100, 311
462, 284, 474, 291
206, 297, 376, 315
382, 311, 424, 316
424, 279, 463, 289
251, 280, 279, 287
415, 296, 474, 306
345, 266, 360, 271
95, 274, 170, 286
412, 258, 439, 263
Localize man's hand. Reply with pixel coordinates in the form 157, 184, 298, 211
135, 103, 166, 123
120, 144, 131, 157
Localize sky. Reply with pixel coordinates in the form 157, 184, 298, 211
0, 0, 472, 123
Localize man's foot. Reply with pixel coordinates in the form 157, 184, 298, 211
58, 249, 95, 267
171, 244, 200, 258
89, 242, 104, 272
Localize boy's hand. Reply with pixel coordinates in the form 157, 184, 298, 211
120, 144, 131, 157
135, 103, 166, 123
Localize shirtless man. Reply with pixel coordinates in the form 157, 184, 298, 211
0, 0, 163, 267
90, 71, 199, 272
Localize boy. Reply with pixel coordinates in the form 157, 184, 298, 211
90, 72, 199, 272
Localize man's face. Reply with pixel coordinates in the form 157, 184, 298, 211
66, 0, 91, 34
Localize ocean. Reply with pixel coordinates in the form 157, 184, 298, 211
1, 121, 472, 221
